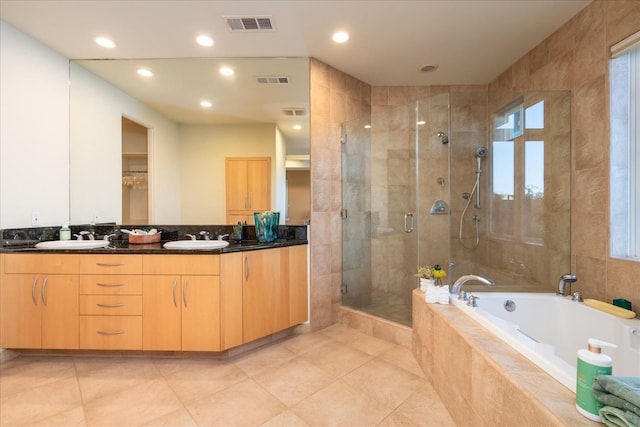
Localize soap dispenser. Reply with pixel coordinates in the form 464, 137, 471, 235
576, 338, 616, 421
59, 222, 71, 241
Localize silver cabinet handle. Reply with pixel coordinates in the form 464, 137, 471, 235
96, 262, 125, 267
182, 278, 188, 307
96, 282, 125, 287
404, 212, 415, 233
31, 277, 38, 306
172, 278, 178, 308
96, 303, 125, 308
245, 256, 250, 281
96, 330, 125, 335
41, 277, 48, 306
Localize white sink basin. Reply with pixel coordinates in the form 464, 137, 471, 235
163, 240, 230, 250
35, 240, 110, 250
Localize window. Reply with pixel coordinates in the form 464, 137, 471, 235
490, 100, 545, 244
610, 31, 640, 260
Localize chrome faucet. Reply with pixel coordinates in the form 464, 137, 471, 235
450, 274, 496, 295
557, 274, 577, 296
199, 231, 211, 240
78, 230, 95, 240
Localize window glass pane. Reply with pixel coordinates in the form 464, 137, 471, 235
525, 101, 544, 129
524, 141, 544, 241
491, 140, 515, 236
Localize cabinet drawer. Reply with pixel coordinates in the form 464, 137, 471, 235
80, 295, 142, 315
80, 255, 142, 275
80, 316, 142, 350
79, 275, 142, 295
142, 255, 220, 275
4, 254, 79, 274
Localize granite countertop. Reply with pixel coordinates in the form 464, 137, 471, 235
0, 224, 308, 255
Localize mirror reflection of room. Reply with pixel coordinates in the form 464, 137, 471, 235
121, 117, 149, 224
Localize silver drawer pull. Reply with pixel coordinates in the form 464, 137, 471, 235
96, 303, 125, 308
96, 330, 125, 335
32, 278, 38, 306
95, 262, 126, 267
96, 283, 125, 287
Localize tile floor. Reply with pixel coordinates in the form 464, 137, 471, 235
0, 324, 455, 426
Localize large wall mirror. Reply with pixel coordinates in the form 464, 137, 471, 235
69, 57, 310, 226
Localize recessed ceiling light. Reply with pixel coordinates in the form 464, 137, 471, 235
219, 66, 234, 76
364, 124, 372, 129
137, 68, 154, 77
95, 37, 117, 48
332, 31, 349, 43
292, 124, 302, 130
420, 64, 438, 72
200, 100, 213, 108
417, 120, 426, 125
196, 35, 214, 47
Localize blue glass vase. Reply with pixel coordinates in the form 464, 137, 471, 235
254, 211, 280, 242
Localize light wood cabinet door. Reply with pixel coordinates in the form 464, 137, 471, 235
142, 275, 182, 351
181, 275, 220, 351
220, 253, 243, 350
226, 157, 271, 224
289, 245, 309, 326
143, 274, 220, 351
41, 275, 79, 349
0, 275, 42, 348
242, 248, 289, 342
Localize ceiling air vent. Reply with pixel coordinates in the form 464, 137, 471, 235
257, 76, 290, 84
282, 108, 306, 117
224, 15, 274, 32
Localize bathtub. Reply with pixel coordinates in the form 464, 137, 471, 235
451, 293, 640, 392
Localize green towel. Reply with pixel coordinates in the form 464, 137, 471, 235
592, 376, 640, 418
599, 406, 640, 427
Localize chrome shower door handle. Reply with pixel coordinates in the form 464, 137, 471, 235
404, 212, 414, 233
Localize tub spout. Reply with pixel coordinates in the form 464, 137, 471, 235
556, 274, 577, 296
450, 274, 496, 295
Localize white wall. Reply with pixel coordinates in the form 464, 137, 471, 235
179, 123, 279, 223
70, 63, 182, 224
0, 21, 70, 228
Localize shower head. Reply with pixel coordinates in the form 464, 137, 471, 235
475, 147, 488, 158
437, 131, 449, 144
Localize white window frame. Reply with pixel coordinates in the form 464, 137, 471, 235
610, 31, 640, 260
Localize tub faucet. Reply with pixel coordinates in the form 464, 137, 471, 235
557, 274, 577, 296
450, 274, 496, 295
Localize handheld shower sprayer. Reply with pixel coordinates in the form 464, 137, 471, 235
459, 146, 489, 249
475, 146, 487, 172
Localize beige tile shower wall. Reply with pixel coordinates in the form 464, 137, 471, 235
489, 0, 640, 310
309, 59, 371, 330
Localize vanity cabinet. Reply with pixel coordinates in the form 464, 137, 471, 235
225, 157, 271, 224
78, 255, 143, 350
142, 255, 221, 351
289, 244, 309, 325
0, 254, 79, 349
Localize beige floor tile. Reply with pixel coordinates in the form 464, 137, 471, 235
232, 343, 298, 377
0, 376, 83, 425
187, 378, 286, 426
292, 380, 394, 426
253, 357, 335, 406
82, 377, 183, 426
377, 346, 426, 378
30, 406, 87, 427
300, 340, 372, 378
281, 331, 334, 355
260, 410, 310, 427
154, 358, 247, 405
384, 384, 456, 426
142, 407, 198, 427
75, 357, 161, 403
0, 356, 77, 398
323, 324, 397, 356
341, 358, 424, 409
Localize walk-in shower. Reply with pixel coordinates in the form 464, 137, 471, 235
340, 90, 572, 327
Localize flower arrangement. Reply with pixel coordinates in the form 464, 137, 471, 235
415, 265, 434, 280
432, 264, 447, 286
